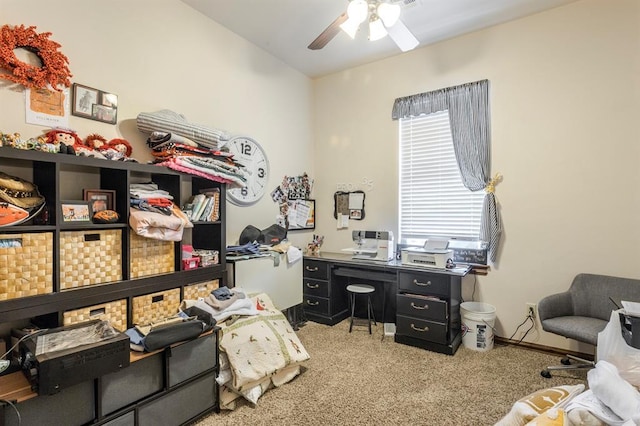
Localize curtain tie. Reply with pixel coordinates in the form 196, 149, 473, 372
485, 173, 503, 194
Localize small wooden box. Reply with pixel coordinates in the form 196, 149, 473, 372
183, 280, 220, 300
63, 299, 128, 332
130, 233, 175, 279
0, 232, 53, 300
60, 229, 122, 290
132, 288, 181, 325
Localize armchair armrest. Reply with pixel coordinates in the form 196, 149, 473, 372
538, 292, 574, 321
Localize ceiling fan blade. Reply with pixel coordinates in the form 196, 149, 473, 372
308, 12, 348, 50
387, 19, 419, 52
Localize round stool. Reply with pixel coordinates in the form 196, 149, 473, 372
346, 284, 376, 334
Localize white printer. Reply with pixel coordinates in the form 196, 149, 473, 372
401, 238, 453, 269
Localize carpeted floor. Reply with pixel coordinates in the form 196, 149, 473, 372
195, 319, 587, 426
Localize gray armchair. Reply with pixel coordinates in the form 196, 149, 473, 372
538, 273, 640, 378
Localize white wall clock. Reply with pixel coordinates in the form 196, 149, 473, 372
226, 136, 270, 206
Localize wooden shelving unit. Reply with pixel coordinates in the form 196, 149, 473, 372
0, 147, 225, 425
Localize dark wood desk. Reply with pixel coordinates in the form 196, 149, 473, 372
302, 253, 470, 355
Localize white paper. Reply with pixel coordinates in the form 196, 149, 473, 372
287, 245, 302, 264
25, 87, 70, 127
337, 213, 349, 229
349, 192, 364, 209
622, 300, 640, 318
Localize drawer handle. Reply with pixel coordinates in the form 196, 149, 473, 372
410, 302, 429, 310
306, 282, 319, 289
413, 279, 432, 286
305, 266, 319, 272
410, 324, 430, 332
306, 299, 319, 306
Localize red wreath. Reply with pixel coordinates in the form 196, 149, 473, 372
0, 24, 72, 90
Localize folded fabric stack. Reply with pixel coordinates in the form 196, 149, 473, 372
137, 109, 231, 150
179, 287, 258, 324
136, 110, 247, 185
129, 182, 192, 241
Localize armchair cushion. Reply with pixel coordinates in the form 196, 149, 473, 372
541, 316, 607, 346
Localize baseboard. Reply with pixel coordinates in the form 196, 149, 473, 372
494, 337, 594, 361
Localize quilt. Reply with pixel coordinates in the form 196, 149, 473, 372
217, 293, 310, 409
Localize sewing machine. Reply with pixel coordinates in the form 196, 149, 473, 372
401, 238, 454, 269
342, 230, 395, 261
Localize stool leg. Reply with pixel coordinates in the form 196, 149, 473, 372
349, 292, 355, 333
367, 295, 372, 334
370, 294, 377, 326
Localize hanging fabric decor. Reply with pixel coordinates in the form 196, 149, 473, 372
0, 24, 72, 90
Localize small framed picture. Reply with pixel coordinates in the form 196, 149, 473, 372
72, 83, 118, 124
72, 83, 99, 118
92, 104, 117, 124
83, 189, 115, 213
60, 201, 93, 224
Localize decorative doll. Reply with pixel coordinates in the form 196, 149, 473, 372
44, 128, 82, 155
103, 138, 133, 161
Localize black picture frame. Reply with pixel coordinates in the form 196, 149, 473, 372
287, 199, 315, 231
72, 83, 118, 124
60, 200, 93, 224
83, 189, 115, 213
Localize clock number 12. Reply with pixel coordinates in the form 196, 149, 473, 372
240, 142, 252, 156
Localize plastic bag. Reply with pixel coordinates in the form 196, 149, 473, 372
597, 309, 640, 387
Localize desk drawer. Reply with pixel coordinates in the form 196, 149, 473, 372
397, 294, 447, 322
303, 260, 328, 280
303, 278, 328, 298
396, 315, 447, 344
399, 272, 450, 296
303, 295, 329, 315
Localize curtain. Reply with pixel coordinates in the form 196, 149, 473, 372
392, 79, 503, 263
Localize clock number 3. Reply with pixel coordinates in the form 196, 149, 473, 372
258, 167, 265, 178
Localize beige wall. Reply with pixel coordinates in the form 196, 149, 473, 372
313, 0, 640, 350
0, 0, 315, 249
2, 0, 639, 351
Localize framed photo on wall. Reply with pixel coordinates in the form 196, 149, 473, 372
72, 83, 118, 124
83, 189, 115, 213
71, 83, 98, 118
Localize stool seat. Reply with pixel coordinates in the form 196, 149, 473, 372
347, 284, 375, 294
347, 284, 376, 334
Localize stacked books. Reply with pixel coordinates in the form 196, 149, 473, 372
184, 188, 220, 222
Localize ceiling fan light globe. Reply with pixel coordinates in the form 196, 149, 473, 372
377, 3, 401, 27
368, 18, 387, 41
340, 18, 361, 39
347, 0, 369, 24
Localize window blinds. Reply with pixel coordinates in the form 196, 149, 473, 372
399, 110, 484, 243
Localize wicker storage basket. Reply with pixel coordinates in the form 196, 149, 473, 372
0, 232, 53, 300
63, 299, 128, 331
60, 230, 122, 290
130, 233, 175, 279
183, 280, 220, 300
132, 288, 181, 326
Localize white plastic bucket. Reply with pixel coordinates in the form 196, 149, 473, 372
460, 302, 496, 352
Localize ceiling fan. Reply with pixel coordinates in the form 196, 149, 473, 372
308, 0, 419, 52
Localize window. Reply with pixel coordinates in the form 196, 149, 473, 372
399, 110, 485, 245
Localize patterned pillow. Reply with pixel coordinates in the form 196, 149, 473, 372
495, 384, 585, 426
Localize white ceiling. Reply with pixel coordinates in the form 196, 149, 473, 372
181, 0, 579, 79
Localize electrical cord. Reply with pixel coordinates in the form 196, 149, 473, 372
505, 314, 535, 343
1, 328, 49, 361
0, 399, 21, 425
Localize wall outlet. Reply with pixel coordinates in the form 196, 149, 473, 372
526, 303, 537, 319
